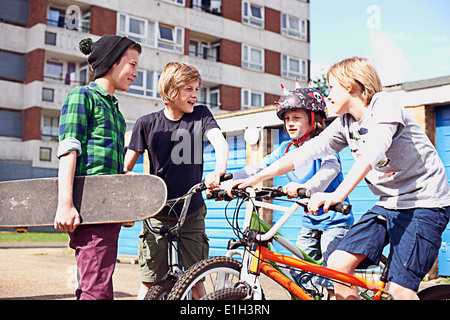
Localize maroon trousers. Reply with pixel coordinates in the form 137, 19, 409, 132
69, 223, 121, 300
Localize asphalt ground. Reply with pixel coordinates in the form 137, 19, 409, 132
0, 242, 291, 300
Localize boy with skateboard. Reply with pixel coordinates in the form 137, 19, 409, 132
233, 57, 450, 299
124, 61, 229, 299
55, 35, 141, 300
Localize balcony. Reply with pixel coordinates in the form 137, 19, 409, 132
191, 0, 222, 16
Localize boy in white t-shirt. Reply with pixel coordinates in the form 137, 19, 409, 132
233, 57, 450, 300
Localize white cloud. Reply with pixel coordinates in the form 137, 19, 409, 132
369, 31, 409, 85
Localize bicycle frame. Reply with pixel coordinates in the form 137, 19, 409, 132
144, 182, 202, 281
236, 187, 390, 300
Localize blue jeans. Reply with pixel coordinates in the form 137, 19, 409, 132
291, 225, 350, 289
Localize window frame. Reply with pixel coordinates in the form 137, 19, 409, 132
242, 44, 264, 72
281, 55, 308, 81
241, 88, 264, 109
242, 1, 264, 28
118, 13, 184, 53
281, 13, 307, 41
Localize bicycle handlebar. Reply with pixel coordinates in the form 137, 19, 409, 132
207, 186, 351, 215
146, 173, 234, 236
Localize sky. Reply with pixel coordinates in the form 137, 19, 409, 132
309, 0, 450, 86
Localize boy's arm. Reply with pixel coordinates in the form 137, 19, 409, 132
301, 154, 340, 194
205, 128, 229, 188
124, 149, 142, 174
307, 157, 372, 213
54, 150, 81, 232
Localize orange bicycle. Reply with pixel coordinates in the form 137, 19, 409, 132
168, 186, 450, 300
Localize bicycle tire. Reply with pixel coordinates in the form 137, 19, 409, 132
418, 284, 450, 300
200, 287, 248, 300
144, 279, 175, 300
167, 256, 241, 300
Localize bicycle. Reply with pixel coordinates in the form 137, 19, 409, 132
168, 186, 450, 300
142, 173, 233, 300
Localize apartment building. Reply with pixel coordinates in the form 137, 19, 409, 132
0, 0, 310, 180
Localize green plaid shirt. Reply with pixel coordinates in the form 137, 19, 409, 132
59, 82, 126, 176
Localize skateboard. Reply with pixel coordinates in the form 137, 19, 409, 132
0, 174, 167, 232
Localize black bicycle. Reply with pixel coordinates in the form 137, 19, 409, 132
143, 173, 233, 300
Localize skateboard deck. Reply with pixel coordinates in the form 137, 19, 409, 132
0, 174, 167, 230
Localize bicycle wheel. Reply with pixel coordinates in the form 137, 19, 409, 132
144, 279, 175, 300
167, 256, 241, 300
201, 287, 248, 300
418, 284, 450, 300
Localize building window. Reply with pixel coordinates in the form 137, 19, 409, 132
42, 116, 59, 139
198, 87, 220, 109
44, 61, 63, 83
189, 40, 220, 61
45, 31, 57, 45
282, 55, 308, 81
191, 0, 222, 15
118, 13, 184, 53
281, 14, 307, 41
242, 89, 263, 109
42, 88, 54, 102
44, 60, 86, 85
126, 70, 161, 99
163, 0, 185, 5
242, 1, 264, 28
47, 6, 90, 32
242, 44, 264, 71
40, 147, 52, 162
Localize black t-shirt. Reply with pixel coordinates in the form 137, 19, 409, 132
128, 105, 220, 216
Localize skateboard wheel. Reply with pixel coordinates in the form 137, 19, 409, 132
121, 222, 135, 228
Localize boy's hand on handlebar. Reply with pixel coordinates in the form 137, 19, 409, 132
204, 170, 223, 189
282, 182, 306, 199
307, 192, 341, 214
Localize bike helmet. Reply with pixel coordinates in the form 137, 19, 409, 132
275, 82, 327, 121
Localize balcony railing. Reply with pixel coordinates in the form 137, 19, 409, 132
191, 1, 222, 16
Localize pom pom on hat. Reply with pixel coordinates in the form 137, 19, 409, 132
79, 38, 93, 55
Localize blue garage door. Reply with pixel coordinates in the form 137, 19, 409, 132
272, 127, 378, 257
203, 133, 247, 257
436, 106, 450, 276
118, 154, 144, 255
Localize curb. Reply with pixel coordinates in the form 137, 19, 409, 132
0, 242, 69, 248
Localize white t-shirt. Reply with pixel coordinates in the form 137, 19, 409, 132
286, 92, 450, 209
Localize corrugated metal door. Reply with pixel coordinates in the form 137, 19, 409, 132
203, 133, 247, 257
117, 154, 144, 255
436, 105, 450, 276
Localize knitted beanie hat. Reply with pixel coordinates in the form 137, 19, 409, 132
79, 35, 136, 79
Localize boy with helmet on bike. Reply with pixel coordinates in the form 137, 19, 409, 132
225, 81, 353, 297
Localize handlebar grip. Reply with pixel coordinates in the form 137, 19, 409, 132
328, 203, 352, 215
297, 189, 311, 198
220, 173, 233, 182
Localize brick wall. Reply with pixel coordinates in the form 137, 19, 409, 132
28, 0, 47, 27
406, 105, 436, 145
264, 7, 280, 34
90, 6, 116, 36
220, 85, 241, 111
220, 39, 241, 67
25, 49, 45, 83
23, 107, 42, 141
222, 0, 241, 23
265, 49, 280, 76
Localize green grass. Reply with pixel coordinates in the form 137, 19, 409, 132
0, 232, 69, 242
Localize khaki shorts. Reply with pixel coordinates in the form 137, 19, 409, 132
138, 204, 209, 283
